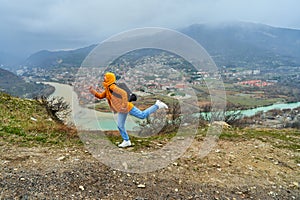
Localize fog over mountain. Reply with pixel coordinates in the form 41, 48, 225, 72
22, 22, 300, 69
1, 0, 299, 63
181, 22, 300, 67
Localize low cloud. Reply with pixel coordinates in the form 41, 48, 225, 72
0, 0, 299, 57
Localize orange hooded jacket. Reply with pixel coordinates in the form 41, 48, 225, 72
90, 72, 134, 113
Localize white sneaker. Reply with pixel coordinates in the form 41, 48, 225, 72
155, 100, 168, 109
118, 140, 132, 148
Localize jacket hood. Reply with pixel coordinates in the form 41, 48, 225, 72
102, 72, 116, 88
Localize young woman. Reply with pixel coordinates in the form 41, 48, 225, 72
89, 72, 168, 148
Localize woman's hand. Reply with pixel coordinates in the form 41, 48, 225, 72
89, 86, 95, 94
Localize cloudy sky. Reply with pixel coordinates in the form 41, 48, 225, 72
0, 0, 299, 59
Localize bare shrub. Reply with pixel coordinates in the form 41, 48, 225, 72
137, 100, 181, 136
200, 103, 242, 125
137, 100, 206, 136
36, 96, 71, 123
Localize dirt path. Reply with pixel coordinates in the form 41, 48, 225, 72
0, 136, 299, 199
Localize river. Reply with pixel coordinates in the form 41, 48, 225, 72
241, 101, 300, 117
47, 82, 300, 130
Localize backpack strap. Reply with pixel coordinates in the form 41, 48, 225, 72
108, 83, 123, 99
108, 83, 116, 93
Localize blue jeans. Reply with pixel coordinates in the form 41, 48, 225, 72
117, 105, 158, 141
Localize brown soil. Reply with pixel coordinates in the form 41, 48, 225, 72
0, 134, 299, 199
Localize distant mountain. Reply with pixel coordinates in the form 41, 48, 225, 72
181, 22, 300, 68
23, 22, 300, 69
0, 68, 54, 98
24, 44, 97, 68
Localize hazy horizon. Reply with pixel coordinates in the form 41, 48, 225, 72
0, 0, 299, 59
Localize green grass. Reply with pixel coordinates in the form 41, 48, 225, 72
219, 128, 300, 151
226, 95, 283, 108
0, 93, 80, 147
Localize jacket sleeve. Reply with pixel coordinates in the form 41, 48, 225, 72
91, 88, 106, 99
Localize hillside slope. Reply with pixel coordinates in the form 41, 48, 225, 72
0, 93, 77, 146
0, 128, 299, 199
0, 68, 53, 98
0, 93, 299, 199
24, 45, 96, 68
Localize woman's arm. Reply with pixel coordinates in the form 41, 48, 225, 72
89, 87, 106, 99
